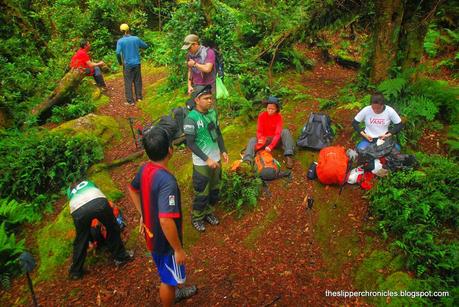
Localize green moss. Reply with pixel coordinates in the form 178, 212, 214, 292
94, 94, 110, 108
88, 169, 124, 201
36, 205, 74, 281
354, 250, 392, 290
138, 77, 187, 119
54, 114, 121, 145
313, 185, 363, 277
377, 272, 428, 306
243, 208, 278, 249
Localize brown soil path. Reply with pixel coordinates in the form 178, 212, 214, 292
8, 59, 372, 306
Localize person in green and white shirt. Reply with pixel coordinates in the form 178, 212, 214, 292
183, 84, 228, 232
67, 180, 133, 280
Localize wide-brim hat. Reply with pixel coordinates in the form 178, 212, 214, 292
262, 96, 281, 110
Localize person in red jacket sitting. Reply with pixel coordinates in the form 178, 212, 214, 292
242, 96, 295, 169
70, 40, 107, 89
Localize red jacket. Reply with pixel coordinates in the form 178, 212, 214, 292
70, 48, 94, 75
257, 111, 283, 150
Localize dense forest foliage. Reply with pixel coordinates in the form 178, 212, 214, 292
0, 0, 458, 305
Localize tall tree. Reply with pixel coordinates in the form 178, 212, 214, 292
367, 0, 441, 84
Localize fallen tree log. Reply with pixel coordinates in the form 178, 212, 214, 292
31, 69, 86, 123
89, 151, 145, 173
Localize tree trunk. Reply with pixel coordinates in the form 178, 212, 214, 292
200, 0, 214, 25
367, 0, 441, 85
31, 69, 86, 123
368, 0, 404, 84
399, 0, 438, 73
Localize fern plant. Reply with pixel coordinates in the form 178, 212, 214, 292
423, 26, 440, 58
219, 170, 262, 218
446, 124, 459, 154
0, 222, 25, 289
0, 198, 41, 229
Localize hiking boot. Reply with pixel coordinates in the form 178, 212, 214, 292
204, 213, 219, 225
286, 156, 294, 169
175, 285, 198, 303
191, 219, 206, 232
114, 250, 134, 266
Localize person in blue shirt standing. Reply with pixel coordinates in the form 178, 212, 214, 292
116, 23, 148, 105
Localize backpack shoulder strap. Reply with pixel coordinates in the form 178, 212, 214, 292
320, 115, 331, 138
304, 113, 316, 135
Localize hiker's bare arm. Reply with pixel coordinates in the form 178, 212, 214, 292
160, 218, 185, 264
85, 60, 104, 68
187, 68, 193, 94
128, 186, 144, 235
187, 59, 213, 73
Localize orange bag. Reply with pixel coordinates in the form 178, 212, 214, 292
254, 150, 282, 181
316, 146, 349, 185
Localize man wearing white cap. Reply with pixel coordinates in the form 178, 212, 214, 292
182, 34, 216, 98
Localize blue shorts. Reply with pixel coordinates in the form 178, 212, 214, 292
152, 252, 186, 286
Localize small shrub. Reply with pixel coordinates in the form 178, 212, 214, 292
369, 153, 459, 302
0, 130, 104, 201
219, 170, 262, 218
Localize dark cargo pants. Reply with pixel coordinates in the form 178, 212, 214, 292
191, 164, 222, 220
69, 198, 126, 276
123, 64, 142, 103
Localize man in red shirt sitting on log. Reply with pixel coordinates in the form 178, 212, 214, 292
242, 96, 295, 169
70, 39, 107, 89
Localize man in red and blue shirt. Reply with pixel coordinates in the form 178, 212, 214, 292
129, 126, 196, 306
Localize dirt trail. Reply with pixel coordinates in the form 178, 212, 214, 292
10, 60, 375, 306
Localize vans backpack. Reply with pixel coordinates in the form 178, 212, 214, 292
297, 113, 333, 150
316, 146, 349, 185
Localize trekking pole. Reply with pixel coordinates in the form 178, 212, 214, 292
19, 252, 38, 307
128, 117, 139, 148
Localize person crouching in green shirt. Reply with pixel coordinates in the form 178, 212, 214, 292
183, 84, 228, 232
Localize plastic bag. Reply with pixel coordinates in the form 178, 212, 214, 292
216, 76, 229, 99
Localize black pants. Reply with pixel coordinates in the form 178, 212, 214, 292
123, 64, 142, 103
69, 198, 126, 275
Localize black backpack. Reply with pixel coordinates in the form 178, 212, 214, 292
141, 106, 190, 146
297, 113, 333, 150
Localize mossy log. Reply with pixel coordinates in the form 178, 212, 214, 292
31, 69, 86, 123
90, 151, 145, 173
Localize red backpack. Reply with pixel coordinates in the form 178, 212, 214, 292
316, 146, 349, 185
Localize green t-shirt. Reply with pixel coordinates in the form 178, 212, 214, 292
67, 180, 106, 213
184, 109, 220, 166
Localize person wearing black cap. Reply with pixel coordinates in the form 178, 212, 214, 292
242, 96, 295, 169
183, 85, 228, 232
182, 34, 217, 99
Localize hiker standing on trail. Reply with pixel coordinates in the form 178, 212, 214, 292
242, 96, 295, 169
183, 84, 228, 232
70, 39, 107, 89
67, 180, 133, 280
116, 23, 148, 105
352, 93, 403, 151
182, 34, 217, 98
128, 127, 196, 306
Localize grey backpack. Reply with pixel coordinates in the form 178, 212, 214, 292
297, 113, 333, 150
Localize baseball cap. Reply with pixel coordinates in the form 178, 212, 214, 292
181, 34, 199, 50
191, 84, 212, 100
